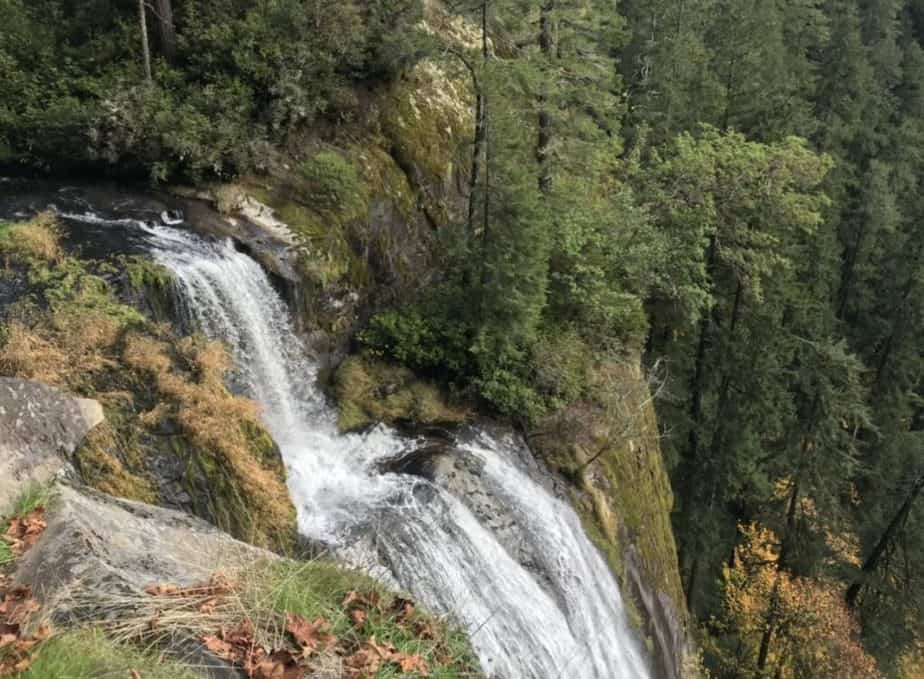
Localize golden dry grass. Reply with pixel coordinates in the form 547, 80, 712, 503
0, 212, 63, 264
123, 332, 295, 550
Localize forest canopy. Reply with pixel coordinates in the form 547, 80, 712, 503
1, 1, 923, 677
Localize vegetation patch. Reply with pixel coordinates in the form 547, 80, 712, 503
333, 354, 469, 433
86, 560, 479, 678
15, 630, 198, 679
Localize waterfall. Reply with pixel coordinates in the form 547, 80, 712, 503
64, 211, 653, 679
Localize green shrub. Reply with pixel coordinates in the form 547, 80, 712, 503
297, 151, 367, 210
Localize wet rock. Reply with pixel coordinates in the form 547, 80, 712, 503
0, 378, 103, 514
378, 435, 556, 594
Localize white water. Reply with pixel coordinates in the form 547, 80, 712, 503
63, 211, 652, 679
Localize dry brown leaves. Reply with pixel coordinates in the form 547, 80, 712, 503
142, 576, 432, 679
0, 581, 50, 676
343, 635, 430, 678
2, 509, 48, 556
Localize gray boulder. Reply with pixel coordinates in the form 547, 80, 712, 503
15, 484, 278, 679
0, 378, 103, 514
15, 484, 276, 601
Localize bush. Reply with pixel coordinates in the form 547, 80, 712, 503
361, 308, 468, 375
297, 151, 367, 211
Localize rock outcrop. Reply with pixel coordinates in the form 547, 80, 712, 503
15, 484, 278, 679
0, 378, 102, 514
15, 484, 276, 603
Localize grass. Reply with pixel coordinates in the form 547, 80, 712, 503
0, 213, 63, 264
8, 483, 55, 519
0, 540, 12, 567
15, 630, 198, 679
75, 559, 480, 678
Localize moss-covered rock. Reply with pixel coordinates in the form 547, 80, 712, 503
530, 359, 692, 678
376, 60, 473, 229
333, 354, 469, 433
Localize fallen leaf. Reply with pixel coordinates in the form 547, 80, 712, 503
246, 649, 304, 679
343, 646, 383, 678
130, 670, 142, 679
144, 583, 180, 596
202, 635, 238, 662
3, 509, 47, 555
394, 652, 429, 675
389, 597, 415, 621
285, 613, 334, 655
349, 609, 367, 627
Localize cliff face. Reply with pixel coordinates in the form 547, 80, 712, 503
528, 360, 693, 678
147, 29, 695, 676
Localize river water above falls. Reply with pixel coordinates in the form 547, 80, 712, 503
50, 205, 653, 679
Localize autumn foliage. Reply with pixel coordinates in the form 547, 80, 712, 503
714, 522, 880, 679
0, 507, 50, 676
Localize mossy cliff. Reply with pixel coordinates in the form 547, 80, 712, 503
0, 215, 297, 552
333, 354, 469, 433
178, 51, 474, 354
530, 359, 695, 678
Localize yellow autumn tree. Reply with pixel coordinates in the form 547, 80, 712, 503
717, 522, 880, 679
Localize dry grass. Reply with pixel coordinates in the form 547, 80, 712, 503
0, 212, 63, 264
0, 321, 68, 384
123, 332, 295, 550
0, 214, 295, 552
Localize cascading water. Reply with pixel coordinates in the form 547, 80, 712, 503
62, 210, 653, 679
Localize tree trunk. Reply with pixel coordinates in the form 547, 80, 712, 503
846, 473, 924, 608
139, 0, 152, 84
153, 0, 176, 60
537, 1, 554, 194
677, 234, 718, 564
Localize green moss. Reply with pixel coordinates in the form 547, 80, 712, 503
377, 61, 472, 227
333, 355, 469, 432
124, 256, 173, 295
189, 422, 298, 554
73, 423, 159, 505
17, 630, 198, 679
297, 150, 368, 212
